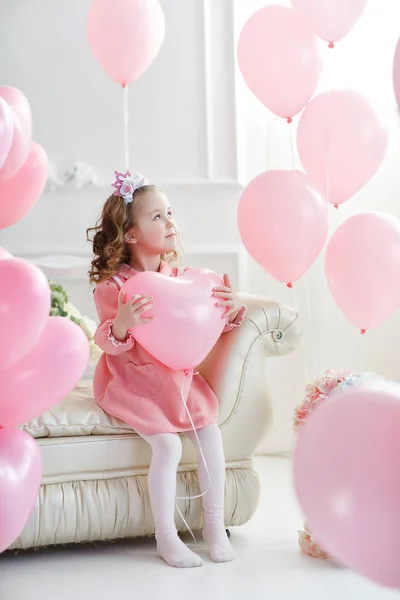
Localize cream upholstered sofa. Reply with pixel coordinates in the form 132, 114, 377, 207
9, 294, 300, 551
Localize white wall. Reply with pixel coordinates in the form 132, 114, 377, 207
0, 0, 245, 293
1, 0, 399, 455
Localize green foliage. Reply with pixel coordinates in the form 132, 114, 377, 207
49, 281, 82, 325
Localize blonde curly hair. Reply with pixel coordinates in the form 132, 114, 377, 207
86, 185, 179, 284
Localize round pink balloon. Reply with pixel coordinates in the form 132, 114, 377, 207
0, 317, 90, 428
0, 258, 50, 372
290, 0, 368, 44
122, 269, 226, 370
0, 86, 32, 183
297, 91, 388, 207
325, 212, 400, 331
0, 142, 48, 230
0, 97, 14, 170
87, 0, 165, 86
294, 381, 400, 588
0, 428, 42, 553
237, 5, 323, 119
394, 37, 400, 111
238, 170, 328, 285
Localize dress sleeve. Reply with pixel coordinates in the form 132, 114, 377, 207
222, 305, 247, 334
93, 279, 135, 355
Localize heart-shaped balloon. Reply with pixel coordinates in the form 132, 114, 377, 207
0, 428, 42, 553
0, 316, 90, 428
122, 269, 227, 370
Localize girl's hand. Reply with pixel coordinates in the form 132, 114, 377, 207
112, 291, 154, 340
212, 274, 241, 323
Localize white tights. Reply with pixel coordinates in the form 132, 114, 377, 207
140, 424, 236, 568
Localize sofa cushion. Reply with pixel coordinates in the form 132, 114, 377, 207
22, 380, 133, 439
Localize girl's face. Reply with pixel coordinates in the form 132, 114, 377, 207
127, 190, 177, 255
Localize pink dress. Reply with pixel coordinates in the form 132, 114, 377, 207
93, 262, 246, 436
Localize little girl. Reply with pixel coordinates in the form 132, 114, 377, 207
87, 171, 246, 568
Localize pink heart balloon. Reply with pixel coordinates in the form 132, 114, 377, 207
0, 142, 48, 230
0, 317, 90, 427
0, 86, 32, 183
0, 428, 42, 553
0, 258, 51, 372
122, 269, 227, 370
0, 96, 14, 170
294, 381, 400, 588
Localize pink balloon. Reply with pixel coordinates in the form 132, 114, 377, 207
0, 247, 12, 260
0, 86, 32, 183
122, 269, 226, 370
237, 6, 323, 119
325, 212, 400, 332
0, 142, 48, 229
290, 0, 368, 45
297, 91, 388, 207
394, 37, 400, 111
238, 170, 328, 285
0, 97, 14, 170
0, 317, 90, 428
87, 0, 165, 86
0, 258, 50, 372
0, 428, 42, 553
294, 381, 400, 588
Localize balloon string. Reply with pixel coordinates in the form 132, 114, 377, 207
325, 49, 333, 205
175, 371, 211, 544
288, 121, 296, 170
123, 85, 129, 170
292, 285, 310, 383
288, 125, 313, 381
304, 282, 316, 376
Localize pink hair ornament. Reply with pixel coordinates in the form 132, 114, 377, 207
111, 170, 149, 205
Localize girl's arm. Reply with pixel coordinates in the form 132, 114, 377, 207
93, 280, 135, 355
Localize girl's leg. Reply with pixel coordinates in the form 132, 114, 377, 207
183, 424, 236, 563
140, 432, 203, 568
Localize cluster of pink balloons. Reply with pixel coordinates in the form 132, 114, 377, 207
237, 1, 394, 330
237, 1, 368, 123
0, 251, 90, 553
87, 0, 165, 87
294, 381, 400, 588
238, 2, 400, 589
0, 86, 48, 229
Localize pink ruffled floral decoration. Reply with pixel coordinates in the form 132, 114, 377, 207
293, 368, 378, 560
293, 368, 349, 433
298, 521, 330, 560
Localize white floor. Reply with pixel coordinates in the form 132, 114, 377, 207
0, 457, 397, 600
